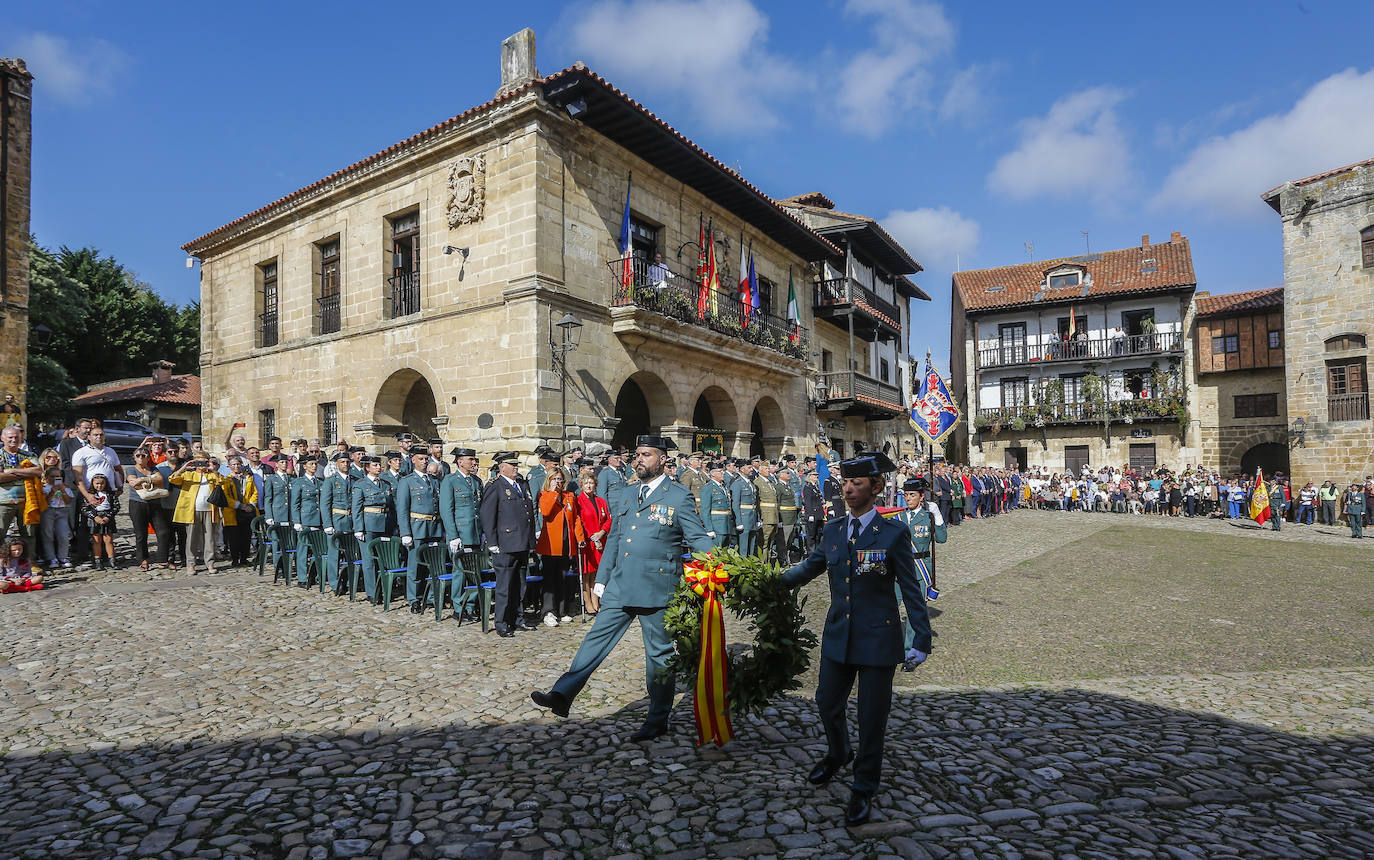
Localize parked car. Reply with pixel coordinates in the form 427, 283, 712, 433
100, 420, 161, 462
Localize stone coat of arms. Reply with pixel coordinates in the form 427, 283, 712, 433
447, 155, 486, 227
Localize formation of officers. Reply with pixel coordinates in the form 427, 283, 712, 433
253, 431, 846, 634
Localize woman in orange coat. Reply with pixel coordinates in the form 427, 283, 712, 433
536, 469, 586, 627
574, 472, 611, 614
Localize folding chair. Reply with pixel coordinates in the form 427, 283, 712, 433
367, 537, 409, 611
456, 548, 496, 633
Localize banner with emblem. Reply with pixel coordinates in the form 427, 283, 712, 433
911, 352, 961, 446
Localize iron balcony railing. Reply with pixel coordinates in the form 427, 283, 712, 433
974, 390, 1186, 428
978, 330, 1184, 370
386, 271, 421, 318
815, 370, 905, 414
258, 312, 279, 348
1328, 392, 1370, 422
607, 256, 807, 360
814, 277, 901, 329
316, 293, 341, 335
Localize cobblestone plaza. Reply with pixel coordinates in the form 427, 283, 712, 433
2, 512, 1372, 859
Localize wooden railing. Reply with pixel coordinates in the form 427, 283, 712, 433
1328, 393, 1370, 422
814, 277, 901, 327
978, 330, 1183, 369
815, 370, 904, 413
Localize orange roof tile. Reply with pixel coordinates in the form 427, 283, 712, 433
72, 375, 201, 408
1195, 287, 1283, 318
953, 236, 1196, 313
1262, 156, 1374, 200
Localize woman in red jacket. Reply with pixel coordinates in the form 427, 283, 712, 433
575, 472, 611, 615
536, 469, 586, 627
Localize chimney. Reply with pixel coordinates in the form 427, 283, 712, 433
1170, 230, 1182, 243
149, 360, 175, 384
498, 29, 538, 97
1141, 234, 1150, 247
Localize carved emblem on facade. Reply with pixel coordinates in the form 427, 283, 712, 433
447, 155, 486, 227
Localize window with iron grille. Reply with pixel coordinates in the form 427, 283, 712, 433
259, 409, 275, 448
1268, 330, 1281, 350
1212, 334, 1240, 354
1234, 394, 1278, 418
317, 239, 341, 334
257, 261, 279, 347
319, 402, 338, 446
387, 211, 421, 318
1000, 377, 1029, 407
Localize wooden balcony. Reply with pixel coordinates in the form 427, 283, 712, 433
815, 370, 906, 419
974, 391, 1186, 430
978, 330, 1183, 370
1328, 393, 1370, 422
814, 277, 901, 341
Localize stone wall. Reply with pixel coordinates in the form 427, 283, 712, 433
971, 422, 1189, 473
1192, 365, 1287, 473
0, 59, 32, 416
1269, 162, 1374, 482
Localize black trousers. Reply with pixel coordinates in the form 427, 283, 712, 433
815, 656, 895, 795
128, 501, 172, 564
492, 549, 528, 629
167, 521, 188, 565
538, 555, 578, 617
225, 522, 252, 565
937, 498, 951, 523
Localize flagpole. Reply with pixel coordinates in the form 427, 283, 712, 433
926, 349, 936, 593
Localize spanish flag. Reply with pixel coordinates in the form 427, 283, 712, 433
1250, 467, 1271, 525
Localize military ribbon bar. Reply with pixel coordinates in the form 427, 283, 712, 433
684, 558, 733, 746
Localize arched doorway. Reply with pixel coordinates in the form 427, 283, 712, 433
1241, 442, 1289, 477
691, 383, 739, 453
612, 371, 675, 450
749, 395, 784, 458
375, 369, 439, 437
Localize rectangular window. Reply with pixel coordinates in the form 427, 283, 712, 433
1233, 394, 1278, 419
1362, 226, 1374, 270
1048, 271, 1081, 289
1121, 308, 1155, 336
879, 358, 890, 383
259, 409, 275, 448
1056, 315, 1088, 340
316, 238, 341, 335
998, 322, 1027, 364
1267, 330, 1281, 350
1129, 443, 1157, 473
1327, 358, 1370, 422
1000, 377, 1029, 408
821, 349, 833, 372
319, 402, 338, 446
756, 276, 775, 316
1060, 373, 1085, 402
387, 210, 421, 318
1212, 334, 1240, 354
257, 261, 279, 348
629, 217, 658, 261
1064, 445, 1090, 475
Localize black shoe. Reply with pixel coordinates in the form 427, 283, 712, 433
845, 791, 872, 826
630, 723, 668, 742
495, 624, 515, 638
296, 580, 310, 589
530, 690, 570, 717
808, 750, 854, 785
515, 618, 534, 631
409, 601, 424, 614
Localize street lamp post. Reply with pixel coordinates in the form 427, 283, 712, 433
551, 312, 584, 453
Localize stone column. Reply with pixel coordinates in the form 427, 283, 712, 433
729, 431, 755, 459
1, 59, 33, 416
760, 435, 793, 458
662, 423, 698, 453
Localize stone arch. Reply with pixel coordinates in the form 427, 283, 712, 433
748, 395, 786, 458
374, 368, 440, 435
690, 384, 739, 433
611, 370, 677, 450
1222, 428, 1288, 476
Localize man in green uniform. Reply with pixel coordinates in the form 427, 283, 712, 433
699, 461, 735, 548
723, 457, 741, 490
1345, 484, 1365, 538
396, 450, 444, 613
440, 447, 484, 618
756, 459, 782, 562
895, 477, 945, 647
321, 451, 356, 593
1267, 480, 1286, 532
260, 461, 293, 573
350, 456, 393, 603
597, 451, 626, 500
396, 433, 418, 476
289, 455, 324, 587
530, 435, 713, 741
731, 458, 760, 556
777, 465, 801, 563
528, 447, 556, 498
782, 452, 932, 826
680, 451, 708, 508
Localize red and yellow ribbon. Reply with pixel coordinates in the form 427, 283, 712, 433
684, 557, 733, 746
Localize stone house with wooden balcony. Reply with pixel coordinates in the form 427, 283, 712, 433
182, 30, 913, 460
950, 233, 1199, 473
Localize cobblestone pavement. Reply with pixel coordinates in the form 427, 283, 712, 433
2, 514, 1372, 859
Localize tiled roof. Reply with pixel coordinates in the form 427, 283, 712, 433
779, 191, 835, 209
953, 236, 1195, 313
1262, 156, 1374, 200
72, 375, 201, 407
1195, 287, 1284, 318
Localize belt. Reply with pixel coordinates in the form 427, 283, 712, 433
779, 506, 797, 511
914, 551, 930, 559
409, 512, 435, 520
331, 508, 349, 515
710, 510, 732, 515
363, 506, 386, 514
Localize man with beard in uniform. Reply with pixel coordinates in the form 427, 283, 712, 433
480, 452, 536, 637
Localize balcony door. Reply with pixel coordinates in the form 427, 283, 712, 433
998, 323, 1026, 365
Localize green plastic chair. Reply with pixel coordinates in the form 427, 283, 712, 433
414, 542, 455, 621
456, 548, 496, 632
367, 537, 409, 611
272, 525, 300, 585
301, 529, 331, 592
334, 532, 366, 601
250, 516, 275, 577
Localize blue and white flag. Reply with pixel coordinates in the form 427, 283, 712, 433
911, 354, 961, 445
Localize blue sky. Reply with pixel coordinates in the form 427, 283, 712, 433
10, 0, 1374, 370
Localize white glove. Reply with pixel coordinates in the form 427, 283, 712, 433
807, 516, 815, 522
736, 525, 744, 532
707, 530, 716, 539
401, 536, 413, 547
448, 539, 462, 553
293, 524, 303, 532
905, 648, 927, 665
354, 532, 364, 542
926, 501, 945, 527
266, 518, 275, 526
488, 545, 501, 554
324, 527, 335, 535
593, 583, 605, 597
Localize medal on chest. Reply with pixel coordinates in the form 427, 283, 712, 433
647, 504, 675, 525
854, 549, 887, 576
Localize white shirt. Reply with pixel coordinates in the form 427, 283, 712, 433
638, 473, 668, 499
72, 444, 122, 490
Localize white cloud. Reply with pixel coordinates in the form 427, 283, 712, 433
1153, 68, 1374, 217
834, 0, 955, 135
882, 206, 980, 271
566, 0, 802, 130
986, 86, 1134, 202
8, 32, 128, 105
938, 64, 992, 126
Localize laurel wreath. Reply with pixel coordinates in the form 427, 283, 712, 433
663, 547, 819, 715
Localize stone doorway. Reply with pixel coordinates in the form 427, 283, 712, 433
374, 369, 439, 438
612, 371, 675, 451
1241, 442, 1289, 478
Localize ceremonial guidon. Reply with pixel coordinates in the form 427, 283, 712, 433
531, 435, 714, 742
395, 450, 444, 613
895, 476, 946, 649
782, 452, 932, 827
350, 456, 393, 603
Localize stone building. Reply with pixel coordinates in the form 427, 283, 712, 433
70, 360, 203, 438
1, 58, 32, 415
950, 233, 1198, 473
181, 31, 925, 459
1191, 287, 1287, 475
1263, 158, 1374, 482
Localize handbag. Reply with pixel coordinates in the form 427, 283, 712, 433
135, 486, 169, 502
206, 481, 229, 508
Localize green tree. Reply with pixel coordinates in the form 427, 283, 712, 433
171, 302, 201, 375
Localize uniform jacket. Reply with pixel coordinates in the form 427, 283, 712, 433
480, 474, 536, 553
681, 467, 708, 508
537, 489, 586, 557
596, 465, 624, 501
782, 513, 931, 664
777, 479, 799, 526
823, 476, 844, 519
440, 470, 483, 546
757, 476, 781, 525
595, 477, 713, 607
731, 475, 760, 532
802, 481, 826, 524
699, 479, 735, 536
396, 471, 444, 540
896, 504, 947, 554
290, 475, 325, 529
261, 471, 293, 524
350, 475, 393, 534
527, 464, 548, 499
321, 473, 354, 532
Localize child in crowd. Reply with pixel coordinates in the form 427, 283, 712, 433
39, 467, 74, 569
81, 473, 120, 569
0, 536, 41, 591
